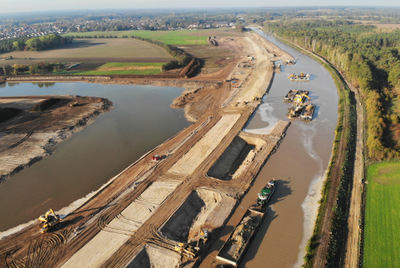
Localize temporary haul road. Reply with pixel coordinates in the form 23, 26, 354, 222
0, 32, 294, 267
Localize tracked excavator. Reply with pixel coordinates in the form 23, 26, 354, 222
38, 209, 61, 233
294, 93, 310, 104
174, 228, 208, 259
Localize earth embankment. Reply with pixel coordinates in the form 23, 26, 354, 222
0, 32, 295, 268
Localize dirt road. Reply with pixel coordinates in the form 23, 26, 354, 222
0, 32, 294, 267
343, 78, 364, 268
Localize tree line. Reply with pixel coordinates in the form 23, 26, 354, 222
265, 20, 400, 160
0, 34, 73, 53
0, 63, 65, 76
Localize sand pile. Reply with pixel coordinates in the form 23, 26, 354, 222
161, 188, 236, 243
126, 245, 180, 268
207, 136, 255, 180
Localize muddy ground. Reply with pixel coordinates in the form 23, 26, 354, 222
0, 32, 294, 267
0, 95, 112, 183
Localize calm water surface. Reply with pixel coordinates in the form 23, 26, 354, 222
224, 30, 338, 268
0, 31, 339, 267
0, 82, 190, 232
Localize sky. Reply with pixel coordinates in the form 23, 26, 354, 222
2, 0, 400, 14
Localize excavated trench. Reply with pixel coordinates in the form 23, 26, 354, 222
126, 245, 180, 268
207, 136, 255, 180
160, 188, 236, 243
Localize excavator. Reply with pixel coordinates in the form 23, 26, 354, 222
38, 209, 61, 233
294, 93, 310, 104
174, 228, 208, 259
174, 243, 198, 259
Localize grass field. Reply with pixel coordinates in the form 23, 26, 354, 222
0, 39, 173, 73
69, 62, 164, 75
0, 39, 172, 68
63, 29, 239, 45
364, 162, 400, 267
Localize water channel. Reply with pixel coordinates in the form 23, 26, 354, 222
0, 83, 190, 232
0, 30, 339, 268
207, 30, 338, 268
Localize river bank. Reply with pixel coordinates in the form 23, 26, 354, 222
0, 31, 299, 267
0, 95, 112, 183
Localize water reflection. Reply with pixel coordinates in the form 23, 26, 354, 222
0, 82, 190, 232
241, 29, 338, 267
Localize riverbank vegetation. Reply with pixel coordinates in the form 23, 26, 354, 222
287, 49, 356, 267
265, 18, 400, 267
266, 20, 400, 161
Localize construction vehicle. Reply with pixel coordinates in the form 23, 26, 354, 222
38, 209, 61, 233
294, 93, 310, 104
174, 243, 199, 259
288, 72, 310, 81
174, 228, 208, 259
283, 89, 309, 103
287, 103, 304, 119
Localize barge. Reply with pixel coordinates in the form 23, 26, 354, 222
283, 89, 310, 103
287, 103, 305, 119
216, 208, 266, 266
300, 103, 315, 121
216, 180, 276, 266
288, 72, 310, 81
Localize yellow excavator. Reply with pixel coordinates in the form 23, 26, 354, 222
174, 228, 208, 259
38, 209, 61, 233
294, 93, 310, 104
174, 243, 199, 259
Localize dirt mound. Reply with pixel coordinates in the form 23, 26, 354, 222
0, 107, 22, 123
127, 245, 180, 268
31, 98, 62, 112
160, 188, 236, 243
207, 136, 255, 180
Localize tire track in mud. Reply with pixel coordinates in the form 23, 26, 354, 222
23, 232, 65, 268
0, 33, 292, 268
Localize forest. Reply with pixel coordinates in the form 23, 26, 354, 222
265, 20, 400, 160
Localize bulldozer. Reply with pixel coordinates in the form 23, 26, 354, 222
38, 209, 61, 233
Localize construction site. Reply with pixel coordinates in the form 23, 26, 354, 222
0, 31, 295, 267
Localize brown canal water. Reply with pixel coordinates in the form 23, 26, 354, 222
206, 30, 338, 268
0, 82, 190, 233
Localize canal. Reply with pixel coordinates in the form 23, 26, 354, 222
208, 29, 338, 268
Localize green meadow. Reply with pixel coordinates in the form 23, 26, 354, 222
364, 162, 400, 267
70, 62, 164, 75
64, 30, 211, 45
